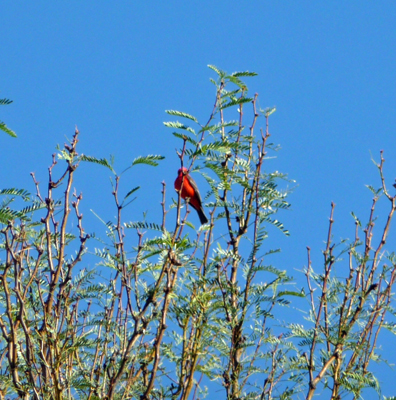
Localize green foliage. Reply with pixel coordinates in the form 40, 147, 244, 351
122, 186, 140, 203
0, 98, 13, 105
0, 97, 16, 137
131, 154, 165, 166
0, 188, 30, 199
164, 122, 196, 137
0, 68, 395, 400
0, 122, 16, 137
220, 96, 253, 110
165, 109, 198, 123
81, 154, 115, 173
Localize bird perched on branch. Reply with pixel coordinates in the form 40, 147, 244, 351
174, 167, 208, 225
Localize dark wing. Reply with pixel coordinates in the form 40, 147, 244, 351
186, 173, 203, 205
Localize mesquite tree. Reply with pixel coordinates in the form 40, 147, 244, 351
0, 66, 395, 399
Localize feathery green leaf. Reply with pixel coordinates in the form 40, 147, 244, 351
0, 121, 16, 138
231, 71, 258, 77
131, 154, 165, 167
220, 97, 253, 110
0, 188, 30, 199
81, 155, 115, 173
165, 110, 198, 123
208, 64, 226, 78
163, 121, 195, 134
123, 186, 140, 202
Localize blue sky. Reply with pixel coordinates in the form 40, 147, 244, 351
2, 2, 396, 396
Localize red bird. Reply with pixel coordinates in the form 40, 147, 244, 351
174, 167, 208, 225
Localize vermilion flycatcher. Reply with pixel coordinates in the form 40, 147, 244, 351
174, 167, 208, 225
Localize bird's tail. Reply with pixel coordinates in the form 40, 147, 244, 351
197, 208, 209, 225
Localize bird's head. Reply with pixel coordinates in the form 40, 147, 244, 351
177, 167, 188, 175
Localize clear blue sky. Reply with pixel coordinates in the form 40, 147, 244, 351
2, 2, 396, 396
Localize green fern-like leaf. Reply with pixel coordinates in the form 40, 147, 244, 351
123, 186, 140, 202
230, 71, 258, 78
20, 202, 47, 216
131, 155, 165, 167
0, 98, 13, 105
200, 140, 248, 155
172, 132, 197, 145
263, 106, 276, 117
261, 216, 290, 236
0, 188, 30, 199
365, 184, 382, 195
208, 64, 226, 78
220, 97, 253, 110
217, 120, 239, 128
124, 221, 163, 231
163, 121, 195, 134
0, 97, 16, 137
81, 155, 115, 173
227, 75, 248, 90
0, 122, 16, 138
165, 110, 198, 123
0, 207, 20, 224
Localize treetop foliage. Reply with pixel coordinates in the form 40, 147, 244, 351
0, 66, 396, 399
